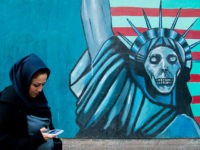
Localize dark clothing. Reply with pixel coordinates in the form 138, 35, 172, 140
0, 54, 62, 149
0, 86, 47, 150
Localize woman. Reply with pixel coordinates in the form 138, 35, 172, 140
0, 54, 62, 150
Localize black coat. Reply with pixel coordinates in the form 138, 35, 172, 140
0, 86, 51, 150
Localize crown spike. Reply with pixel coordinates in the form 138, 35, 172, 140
142, 9, 152, 29
117, 32, 132, 46
182, 18, 198, 38
171, 8, 182, 30
190, 40, 200, 49
127, 18, 142, 36
159, 0, 163, 28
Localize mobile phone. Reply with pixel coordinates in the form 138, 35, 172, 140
48, 129, 64, 135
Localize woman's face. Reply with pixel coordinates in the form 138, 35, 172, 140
29, 73, 48, 98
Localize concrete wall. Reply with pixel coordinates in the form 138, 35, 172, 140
62, 139, 200, 150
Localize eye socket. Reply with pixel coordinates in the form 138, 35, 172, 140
167, 54, 177, 64
149, 54, 161, 64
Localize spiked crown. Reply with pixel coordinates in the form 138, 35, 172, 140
119, 1, 200, 70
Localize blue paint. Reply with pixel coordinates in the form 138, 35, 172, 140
0, 0, 85, 138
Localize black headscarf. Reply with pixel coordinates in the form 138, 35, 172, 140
9, 53, 51, 118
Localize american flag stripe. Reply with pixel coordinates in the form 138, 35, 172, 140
115, 36, 200, 51
191, 104, 200, 116
191, 63, 200, 74
111, 16, 199, 30
111, 7, 200, 17
190, 75, 200, 82
192, 52, 200, 60
192, 96, 200, 103
109, 0, 200, 8
194, 117, 200, 124
110, 0, 162, 7
109, 0, 200, 124
113, 27, 200, 39
188, 83, 200, 96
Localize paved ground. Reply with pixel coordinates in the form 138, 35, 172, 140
62, 139, 200, 150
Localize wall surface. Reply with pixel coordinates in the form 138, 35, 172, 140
69, 0, 200, 139
0, 0, 84, 138
0, 0, 200, 139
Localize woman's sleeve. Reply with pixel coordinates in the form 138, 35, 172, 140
16, 131, 45, 150
0, 88, 46, 150
0, 100, 16, 149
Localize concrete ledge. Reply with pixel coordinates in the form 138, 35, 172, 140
62, 139, 200, 150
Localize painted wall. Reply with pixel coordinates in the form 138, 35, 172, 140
0, 0, 84, 138
0, 0, 200, 138
70, 0, 200, 138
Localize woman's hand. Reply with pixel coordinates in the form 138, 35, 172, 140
40, 127, 56, 141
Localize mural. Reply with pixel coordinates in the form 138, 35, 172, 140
0, 0, 199, 139
70, 0, 200, 138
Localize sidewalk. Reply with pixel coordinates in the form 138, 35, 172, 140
62, 139, 200, 150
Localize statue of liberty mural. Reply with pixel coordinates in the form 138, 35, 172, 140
70, 0, 200, 138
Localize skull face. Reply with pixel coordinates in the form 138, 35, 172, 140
144, 46, 181, 94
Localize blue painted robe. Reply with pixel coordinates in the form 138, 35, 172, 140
70, 36, 200, 138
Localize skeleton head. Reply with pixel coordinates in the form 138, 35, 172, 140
144, 46, 181, 94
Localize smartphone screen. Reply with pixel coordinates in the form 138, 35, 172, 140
48, 129, 64, 135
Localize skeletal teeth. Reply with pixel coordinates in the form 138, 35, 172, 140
155, 78, 173, 85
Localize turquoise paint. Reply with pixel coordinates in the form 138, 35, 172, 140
0, 0, 83, 138
110, 0, 200, 8
188, 83, 200, 96
191, 62, 200, 74
112, 17, 200, 31
191, 104, 200, 116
